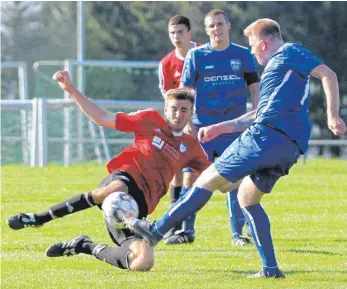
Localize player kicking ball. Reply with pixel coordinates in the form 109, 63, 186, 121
7, 71, 210, 271
125, 18, 346, 278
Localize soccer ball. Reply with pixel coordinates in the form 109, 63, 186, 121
102, 192, 139, 229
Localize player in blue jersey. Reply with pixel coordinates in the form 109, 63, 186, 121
164, 9, 259, 246
125, 18, 346, 278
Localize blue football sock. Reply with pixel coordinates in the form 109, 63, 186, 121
242, 204, 278, 276
151, 186, 212, 238
227, 189, 246, 240
181, 186, 196, 235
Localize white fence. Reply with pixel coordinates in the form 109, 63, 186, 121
2, 98, 347, 167
1, 61, 30, 165
1, 98, 163, 167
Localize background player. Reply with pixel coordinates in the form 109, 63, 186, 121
126, 18, 346, 278
158, 15, 201, 241
166, 9, 259, 246
7, 71, 210, 272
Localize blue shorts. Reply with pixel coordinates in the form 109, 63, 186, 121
214, 123, 301, 193
182, 127, 240, 173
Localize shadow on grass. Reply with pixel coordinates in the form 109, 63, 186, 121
153, 268, 347, 279
287, 248, 344, 256
156, 248, 245, 253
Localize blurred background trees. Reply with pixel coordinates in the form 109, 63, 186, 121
1, 1, 347, 144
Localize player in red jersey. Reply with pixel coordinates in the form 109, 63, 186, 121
7, 71, 210, 272
158, 15, 202, 240
158, 15, 200, 95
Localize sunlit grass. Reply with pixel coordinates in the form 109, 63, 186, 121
1, 159, 347, 289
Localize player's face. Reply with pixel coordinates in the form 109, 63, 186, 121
164, 99, 193, 132
205, 14, 230, 44
168, 24, 192, 48
248, 36, 269, 65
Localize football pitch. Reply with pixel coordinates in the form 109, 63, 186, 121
1, 159, 347, 289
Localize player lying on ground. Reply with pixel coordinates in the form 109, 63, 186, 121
7, 71, 210, 272
125, 18, 347, 278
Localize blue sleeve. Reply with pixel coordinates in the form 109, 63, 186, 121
180, 49, 197, 88
243, 50, 258, 73
285, 44, 323, 76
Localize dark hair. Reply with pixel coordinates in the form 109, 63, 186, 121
168, 15, 191, 31
164, 88, 195, 106
205, 9, 229, 24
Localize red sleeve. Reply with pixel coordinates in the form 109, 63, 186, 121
115, 109, 163, 132
187, 142, 212, 175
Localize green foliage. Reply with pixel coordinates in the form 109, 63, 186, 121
1, 159, 347, 288
2, 2, 347, 161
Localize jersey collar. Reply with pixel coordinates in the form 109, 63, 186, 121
172, 131, 184, 137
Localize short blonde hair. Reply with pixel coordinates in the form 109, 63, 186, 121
244, 18, 282, 40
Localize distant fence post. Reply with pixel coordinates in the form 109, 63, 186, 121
30, 98, 38, 167
37, 98, 48, 167
63, 60, 72, 167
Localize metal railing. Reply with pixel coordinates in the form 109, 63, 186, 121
2, 98, 347, 167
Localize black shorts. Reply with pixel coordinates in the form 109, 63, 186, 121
97, 171, 148, 246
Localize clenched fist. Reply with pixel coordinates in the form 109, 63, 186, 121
53, 71, 74, 91
198, 125, 222, 143
328, 115, 347, 136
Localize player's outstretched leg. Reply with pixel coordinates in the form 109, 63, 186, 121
47, 235, 153, 271
7, 192, 97, 230
126, 186, 213, 246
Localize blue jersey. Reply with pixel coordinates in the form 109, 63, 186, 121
181, 42, 258, 126
255, 42, 322, 153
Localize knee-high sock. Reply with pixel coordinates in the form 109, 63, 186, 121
242, 204, 278, 276
181, 186, 196, 234
80, 242, 130, 270
227, 189, 245, 239
35, 192, 96, 223
151, 186, 212, 238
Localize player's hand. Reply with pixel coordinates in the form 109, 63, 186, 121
52, 71, 74, 91
327, 115, 347, 136
198, 125, 222, 143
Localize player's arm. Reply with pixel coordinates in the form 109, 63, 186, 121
53, 71, 116, 129
198, 110, 257, 143
310, 64, 346, 136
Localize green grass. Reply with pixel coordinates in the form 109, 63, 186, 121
1, 159, 347, 289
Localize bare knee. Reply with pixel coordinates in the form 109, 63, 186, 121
195, 164, 230, 192
128, 240, 154, 271
91, 179, 129, 204
237, 176, 264, 208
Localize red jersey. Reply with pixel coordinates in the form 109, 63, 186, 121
158, 41, 201, 95
106, 109, 211, 214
